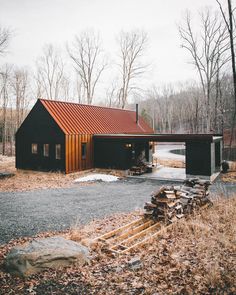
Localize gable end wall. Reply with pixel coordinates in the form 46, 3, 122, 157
16, 100, 66, 172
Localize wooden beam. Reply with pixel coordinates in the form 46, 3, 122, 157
95, 217, 145, 241
112, 220, 154, 244
111, 222, 161, 250
121, 223, 173, 254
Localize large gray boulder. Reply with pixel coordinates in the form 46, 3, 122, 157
5, 236, 89, 277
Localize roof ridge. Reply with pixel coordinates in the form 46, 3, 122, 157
38, 98, 136, 113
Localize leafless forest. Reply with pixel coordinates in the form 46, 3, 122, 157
0, 3, 236, 158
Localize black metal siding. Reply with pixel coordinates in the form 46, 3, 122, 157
16, 100, 65, 172
186, 142, 212, 176
94, 138, 149, 170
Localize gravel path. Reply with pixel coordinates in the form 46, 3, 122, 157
0, 178, 235, 245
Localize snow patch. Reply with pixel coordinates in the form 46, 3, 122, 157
74, 173, 119, 183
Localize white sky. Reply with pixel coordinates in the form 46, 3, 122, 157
0, 0, 224, 100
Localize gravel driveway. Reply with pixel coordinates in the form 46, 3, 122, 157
0, 178, 235, 245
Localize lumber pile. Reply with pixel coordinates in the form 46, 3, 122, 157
129, 163, 152, 176
144, 178, 212, 223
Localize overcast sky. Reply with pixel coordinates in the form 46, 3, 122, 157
0, 0, 226, 100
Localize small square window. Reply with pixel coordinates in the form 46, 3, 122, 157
55, 144, 61, 160
43, 144, 49, 157
32, 143, 38, 154
82, 143, 87, 159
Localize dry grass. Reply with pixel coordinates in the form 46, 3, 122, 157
0, 155, 125, 192
69, 211, 142, 242
221, 161, 236, 183
1, 195, 235, 294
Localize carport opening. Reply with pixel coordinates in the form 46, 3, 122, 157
93, 134, 223, 181
150, 142, 186, 180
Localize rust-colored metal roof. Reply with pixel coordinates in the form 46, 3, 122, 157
39, 99, 153, 135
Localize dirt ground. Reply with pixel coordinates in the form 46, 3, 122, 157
0, 196, 235, 295
0, 156, 124, 192
1, 155, 236, 294
1, 155, 236, 192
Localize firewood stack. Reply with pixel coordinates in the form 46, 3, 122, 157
144, 178, 212, 223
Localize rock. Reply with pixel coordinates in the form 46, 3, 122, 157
128, 256, 143, 270
115, 266, 123, 273
5, 236, 90, 277
0, 172, 15, 179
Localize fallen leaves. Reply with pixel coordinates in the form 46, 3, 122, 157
0, 196, 236, 294
0, 156, 125, 192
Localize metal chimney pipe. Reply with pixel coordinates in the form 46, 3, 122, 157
136, 104, 139, 124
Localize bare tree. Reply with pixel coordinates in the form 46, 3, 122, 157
216, 0, 236, 156
0, 64, 12, 155
68, 31, 107, 105
73, 73, 84, 103
117, 30, 148, 109
60, 75, 70, 102
36, 44, 65, 100
0, 26, 11, 55
11, 68, 30, 129
179, 9, 230, 132
105, 79, 120, 107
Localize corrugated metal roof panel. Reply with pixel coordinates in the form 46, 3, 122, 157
39, 99, 154, 135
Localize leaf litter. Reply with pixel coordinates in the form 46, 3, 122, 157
0, 196, 235, 294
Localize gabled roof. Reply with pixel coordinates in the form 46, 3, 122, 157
39, 99, 153, 135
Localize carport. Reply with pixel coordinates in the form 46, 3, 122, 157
93, 134, 223, 179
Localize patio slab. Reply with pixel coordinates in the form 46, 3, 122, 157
128, 167, 186, 182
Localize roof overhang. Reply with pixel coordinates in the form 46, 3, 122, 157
93, 133, 223, 143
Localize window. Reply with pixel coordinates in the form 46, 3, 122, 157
32, 143, 38, 154
55, 144, 61, 160
43, 144, 49, 157
82, 143, 87, 159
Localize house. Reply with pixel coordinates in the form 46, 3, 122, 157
16, 99, 153, 173
16, 98, 223, 179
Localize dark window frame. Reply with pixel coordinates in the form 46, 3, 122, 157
43, 144, 49, 157
55, 144, 61, 160
32, 143, 38, 154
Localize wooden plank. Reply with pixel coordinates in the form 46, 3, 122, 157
112, 220, 154, 244
95, 218, 145, 241
112, 222, 161, 248
121, 224, 173, 254
164, 190, 176, 194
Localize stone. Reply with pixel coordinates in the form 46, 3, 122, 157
5, 236, 90, 277
115, 266, 123, 273
0, 172, 15, 179
128, 256, 143, 270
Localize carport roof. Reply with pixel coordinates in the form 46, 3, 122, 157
93, 133, 223, 142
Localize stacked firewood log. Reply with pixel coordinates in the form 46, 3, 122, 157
144, 178, 212, 223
